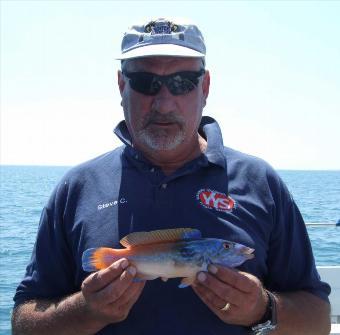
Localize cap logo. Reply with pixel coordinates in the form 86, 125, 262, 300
197, 189, 235, 212
144, 20, 178, 35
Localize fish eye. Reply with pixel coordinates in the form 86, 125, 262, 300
223, 243, 231, 250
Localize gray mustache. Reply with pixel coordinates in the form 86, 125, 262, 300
144, 111, 184, 126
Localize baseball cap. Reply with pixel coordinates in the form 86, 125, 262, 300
117, 18, 206, 60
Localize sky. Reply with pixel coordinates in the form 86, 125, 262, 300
1, 0, 340, 170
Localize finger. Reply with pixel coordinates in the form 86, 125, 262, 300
209, 265, 256, 293
110, 280, 146, 311
196, 272, 243, 307
82, 258, 129, 293
193, 282, 226, 310
192, 284, 215, 309
207, 266, 267, 315
193, 284, 238, 318
93, 266, 138, 304
107, 281, 146, 323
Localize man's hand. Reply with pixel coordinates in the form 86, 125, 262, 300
81, 258, 146, 326
12, 258, 146, 335
192, 265, 268, 326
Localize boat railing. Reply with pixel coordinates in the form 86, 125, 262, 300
306, 222, 340, 227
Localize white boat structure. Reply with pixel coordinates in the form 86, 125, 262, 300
317, 266, 340, 334
306, 219, 340, 335
305, 221, 340, 334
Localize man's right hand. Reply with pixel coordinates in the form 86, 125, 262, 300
81, 258, 145, 327
12, 258, 145, 335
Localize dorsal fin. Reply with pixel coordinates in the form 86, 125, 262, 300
120, 228, 202, 248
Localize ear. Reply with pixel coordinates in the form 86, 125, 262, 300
202, 70, 210, 106
118, 70, 126, 97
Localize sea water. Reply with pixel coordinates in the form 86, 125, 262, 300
0, 166, 339, 333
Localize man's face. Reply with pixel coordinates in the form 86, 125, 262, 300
118, 57, 210, 154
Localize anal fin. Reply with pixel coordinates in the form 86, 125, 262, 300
178, 276, 195, 288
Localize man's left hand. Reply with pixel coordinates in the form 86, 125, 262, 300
192, 265, 269, 326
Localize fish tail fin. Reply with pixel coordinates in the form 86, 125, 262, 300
82, 247, 120, 272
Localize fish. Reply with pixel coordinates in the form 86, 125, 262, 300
82, 227, 254, 288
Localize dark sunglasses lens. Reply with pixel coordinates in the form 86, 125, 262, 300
125, 70, 204, 96
128, 73, 161, 96
167, 73, 198, 95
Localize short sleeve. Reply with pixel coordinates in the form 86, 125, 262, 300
265, 180, 331, 302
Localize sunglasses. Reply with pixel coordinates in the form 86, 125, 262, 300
122, 69, 205, 96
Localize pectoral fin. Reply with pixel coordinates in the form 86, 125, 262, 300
178, 276, 195, 288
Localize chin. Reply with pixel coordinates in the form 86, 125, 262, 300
138, 131, 186, 152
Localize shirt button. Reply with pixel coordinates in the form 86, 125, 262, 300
150, 167, 155, 172
134, 154, 138, 160
161, 183, 167, 189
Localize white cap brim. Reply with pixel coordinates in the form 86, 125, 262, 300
116, 43, 205, 60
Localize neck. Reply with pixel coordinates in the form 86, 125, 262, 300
135, 134, 207, 176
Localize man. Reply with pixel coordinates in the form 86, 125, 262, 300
12, 18, 330, 335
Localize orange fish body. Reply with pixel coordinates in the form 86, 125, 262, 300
82, 228, 254, 288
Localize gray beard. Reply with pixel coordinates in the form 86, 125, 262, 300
137, 127, 186, 151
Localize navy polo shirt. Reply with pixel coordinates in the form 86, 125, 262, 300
14, 116, 330, 334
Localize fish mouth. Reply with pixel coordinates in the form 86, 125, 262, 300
237, 246, 255, 259
244, 253, 255, 260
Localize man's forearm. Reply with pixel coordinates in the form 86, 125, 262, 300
274, 291, 331, 335
12, 292, 105, 335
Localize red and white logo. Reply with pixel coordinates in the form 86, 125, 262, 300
197, 189, 236, 212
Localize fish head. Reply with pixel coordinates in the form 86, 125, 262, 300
209, 239, 255, 268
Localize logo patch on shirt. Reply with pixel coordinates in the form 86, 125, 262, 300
196, 189, 235, 212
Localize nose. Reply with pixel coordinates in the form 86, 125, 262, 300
151, 83, 177, 114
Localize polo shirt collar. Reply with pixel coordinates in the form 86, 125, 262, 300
199, 116, 226, 169
113, 116, 226, 169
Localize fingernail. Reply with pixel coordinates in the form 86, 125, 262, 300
127, 266, 136, 276
121, 259, 129, 269
208, 265, 218, 274
197, 272, 206, 282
